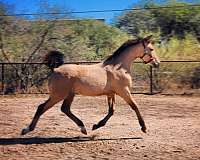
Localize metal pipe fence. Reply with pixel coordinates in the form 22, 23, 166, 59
0, 60, 200, 95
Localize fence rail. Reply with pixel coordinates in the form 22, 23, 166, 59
0, 60, 200, 95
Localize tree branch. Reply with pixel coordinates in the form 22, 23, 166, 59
25, 22, 55, 63
0, 30, 12, 63
0, 30, 22, 79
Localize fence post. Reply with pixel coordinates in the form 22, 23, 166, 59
1, 63, 4, 93
149, 66, 153, 95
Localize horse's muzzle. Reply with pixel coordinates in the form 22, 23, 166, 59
151, 60, 160, 68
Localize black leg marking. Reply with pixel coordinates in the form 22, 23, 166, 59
92, 95, 115, 131
21, 98, 58, 135
61, 94, 87, 135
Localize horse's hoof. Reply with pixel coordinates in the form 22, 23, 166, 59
141, 126, 147, 133
21, 127, 30, 135
80, 126, 87, 135
92, 124, 99, 131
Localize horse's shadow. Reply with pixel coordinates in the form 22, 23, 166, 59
0, 136, 142, 145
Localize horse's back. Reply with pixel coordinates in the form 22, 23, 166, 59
50, 63, 112, 96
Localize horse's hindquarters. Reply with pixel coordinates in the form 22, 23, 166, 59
48, 72, 73, 98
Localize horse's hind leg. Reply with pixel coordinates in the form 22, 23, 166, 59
61, 93, 87, 135
92, 94, 115, 131
21, 97, 60, 135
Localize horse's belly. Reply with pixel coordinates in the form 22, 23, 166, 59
74, 77, 109, 96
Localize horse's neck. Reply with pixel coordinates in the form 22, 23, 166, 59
112, 45, 140, 72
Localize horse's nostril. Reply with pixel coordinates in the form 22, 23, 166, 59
152, 61, 160, 68
155, 62, 160, 68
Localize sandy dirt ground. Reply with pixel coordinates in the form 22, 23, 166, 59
0, 94, 200, 160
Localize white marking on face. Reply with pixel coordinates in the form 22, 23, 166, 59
148, 42, 160, 65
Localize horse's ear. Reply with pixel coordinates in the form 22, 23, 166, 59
143, 35, 153, 43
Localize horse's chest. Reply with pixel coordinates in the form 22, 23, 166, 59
112, 71, 132, 86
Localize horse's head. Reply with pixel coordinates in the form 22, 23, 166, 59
139, 35, 160, 68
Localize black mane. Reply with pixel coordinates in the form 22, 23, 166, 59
103, 38, 142, 65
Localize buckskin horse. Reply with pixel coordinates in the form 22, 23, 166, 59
21, 35, 160, 135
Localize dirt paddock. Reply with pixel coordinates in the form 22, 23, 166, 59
0, 94, 199, 160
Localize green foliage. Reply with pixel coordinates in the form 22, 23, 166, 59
71, 20, 129, 60
0, 1, 129, 63
40, 19, 129, 61
115, 0, 200, 40
156, 34, 200, 60
115, 10, 159, 37
114, 0, 200, 61
150, 1, 200, 39
0, 19, 129, 62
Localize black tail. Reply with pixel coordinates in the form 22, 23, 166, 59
44, 50, 64, 70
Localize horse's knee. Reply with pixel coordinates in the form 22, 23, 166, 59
35, 102, 46, 117
128, 100, 138, 110
109, 107, 115, 116
61, 103, 71, 115
61, 95, 74, 114
61, 105, 68, 113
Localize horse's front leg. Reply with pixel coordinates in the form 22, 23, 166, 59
92, 94, 115, 130
118, 87, 146, 133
